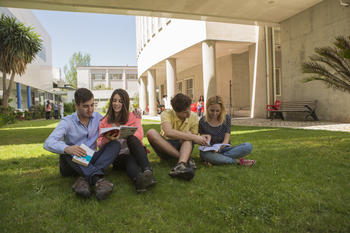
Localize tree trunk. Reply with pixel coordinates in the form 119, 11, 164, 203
2, 72, 16, 108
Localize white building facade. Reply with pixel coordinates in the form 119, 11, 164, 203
136, 0, 350, 122
136, 17, 278, 118
77, 66, 138, 110
0, 7, 56, 110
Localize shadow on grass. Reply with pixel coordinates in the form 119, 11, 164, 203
0, 127, 56, 145
1, 119, 60, 129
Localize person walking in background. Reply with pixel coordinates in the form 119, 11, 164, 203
59, 100, 64, 119
45, 100, 51, 120
197, 95, 204, 117
43, 88, 121, 201
53, 101, 59, 119
198, 95, 255, 166
97, 89, 156, 193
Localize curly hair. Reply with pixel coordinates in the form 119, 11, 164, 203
171, 93, 192, 112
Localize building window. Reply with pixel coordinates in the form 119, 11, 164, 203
177, 81, 182, 93
92, 73, 105, 80
127, 74, 137, 80
160, 84, 165, 97
185, 78, 194, 99
111, 74, 122, 80
275, 68, 281, 96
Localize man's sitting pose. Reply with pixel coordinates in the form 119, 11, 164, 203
146, 93, 209, 180
43, 88, 121, 200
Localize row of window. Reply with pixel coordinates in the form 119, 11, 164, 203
163, 72, 281, 99
136, 17, 171, 56
175, 78, 194, 99
91, 74, 137, 81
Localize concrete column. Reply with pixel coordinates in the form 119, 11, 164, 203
105, 69, 109, 88
16, 83, 21, 109
147, 70, 157, 116
166, 58, 177, 108
88, 71, 92, 89
202, 40, 217, 102
123, 69, 127, 89
139, 76, 147, 113
26, 86, 31, 109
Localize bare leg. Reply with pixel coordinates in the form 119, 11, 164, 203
178, 140, 192, 163
146, 129, 180, 158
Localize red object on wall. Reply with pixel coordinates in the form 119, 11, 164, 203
191, 103, 198, 113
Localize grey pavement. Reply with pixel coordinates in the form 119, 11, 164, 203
231, 117, 350, 132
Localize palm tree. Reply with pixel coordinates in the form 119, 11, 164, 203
0, 14, 42, 107
302, 36, 350, 93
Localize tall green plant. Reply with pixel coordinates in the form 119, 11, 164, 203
302, 36, 350, 93
64, 52, 91, 89
0, 14, 42, 107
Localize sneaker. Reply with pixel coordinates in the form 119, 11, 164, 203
239, 158, 256, 167
169, 162, 195, 181
72, 177, 91, 198
95, 178, 114, 201
135, 169, 156, 193
187, 157, 197, 169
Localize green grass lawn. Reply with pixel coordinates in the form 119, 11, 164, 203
0, 119, 349, 232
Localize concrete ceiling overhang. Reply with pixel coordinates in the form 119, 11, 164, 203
0, 0, 322, 25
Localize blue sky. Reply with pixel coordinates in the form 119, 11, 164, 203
32, 10, 137, 79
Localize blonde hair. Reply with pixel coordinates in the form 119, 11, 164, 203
204, 95, 226, 124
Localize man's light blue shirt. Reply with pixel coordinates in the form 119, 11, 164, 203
43, 112, 103, 154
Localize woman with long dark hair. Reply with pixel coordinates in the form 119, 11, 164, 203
197, 95, 204, 117
97, 89, 156, 192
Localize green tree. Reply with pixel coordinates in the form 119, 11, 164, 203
0, 14, 42, 107
64, 52, 91, 88
302, 36, 350, 93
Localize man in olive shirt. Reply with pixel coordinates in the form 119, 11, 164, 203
146, 93, 209, 180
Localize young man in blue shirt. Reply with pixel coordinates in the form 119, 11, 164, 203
44, 88, 121, 200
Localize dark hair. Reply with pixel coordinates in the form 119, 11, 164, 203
198, 95, 204, 101
106, 89, 130, 124
74, 88, 94, 105
171, 93, 192, 112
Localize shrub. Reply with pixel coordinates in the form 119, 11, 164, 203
0, 106, 16, 126
132, 93, 139, 109
101, 100, 109, 114
31, 105, 45, 119
64, 102, 75, 115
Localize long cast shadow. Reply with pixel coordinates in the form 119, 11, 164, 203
0, 127, 57, 145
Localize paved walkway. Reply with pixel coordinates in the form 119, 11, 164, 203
143, 115, 350, 132
231, 117, 350, 132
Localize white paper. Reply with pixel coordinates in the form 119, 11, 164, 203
199, 143, 231, 152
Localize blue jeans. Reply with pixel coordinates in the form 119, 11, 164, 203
59, 140, 121, 185
199, 142, 253, 165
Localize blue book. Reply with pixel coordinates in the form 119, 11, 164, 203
72, 144, 95, 166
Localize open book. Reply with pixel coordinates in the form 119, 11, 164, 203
72, 144, 95, 167
199, 143, 230, 152
100, 125, 138, 139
